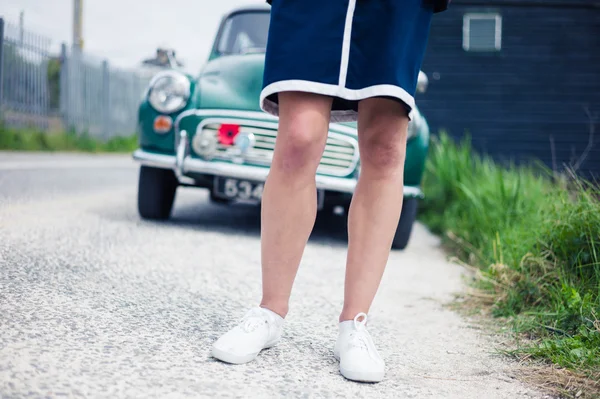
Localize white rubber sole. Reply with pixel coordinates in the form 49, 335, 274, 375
339, 367, 385, 383
334, 352, 385, 383
211, 339, 280, 365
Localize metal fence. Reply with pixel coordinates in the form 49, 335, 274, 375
60, 47, 151, 138
0, 17, 152, 138
0, 18, 57, 130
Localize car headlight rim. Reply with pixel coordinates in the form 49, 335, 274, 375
147, 70, 191, 114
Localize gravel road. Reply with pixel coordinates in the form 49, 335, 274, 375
0, 152, 544, 398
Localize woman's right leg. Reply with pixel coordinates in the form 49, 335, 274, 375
260, 91, 333, 318
211, 92, 331, 364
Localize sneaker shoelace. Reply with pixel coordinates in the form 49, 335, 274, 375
240, 309, 269, 333
348, 312, 380, 362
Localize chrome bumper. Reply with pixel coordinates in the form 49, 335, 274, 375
133, 131, 423, 198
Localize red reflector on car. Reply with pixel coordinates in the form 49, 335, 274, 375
153, 115, 173, 133
218, 124, 240, 145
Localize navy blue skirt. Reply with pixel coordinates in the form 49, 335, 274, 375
260, 0, 433, 122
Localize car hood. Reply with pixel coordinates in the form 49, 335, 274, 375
196, 53, 266, 112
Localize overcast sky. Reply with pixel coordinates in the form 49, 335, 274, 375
2, 0, 262, 73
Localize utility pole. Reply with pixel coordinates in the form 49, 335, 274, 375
19, 11, 24, 46
73, 0, 84, 50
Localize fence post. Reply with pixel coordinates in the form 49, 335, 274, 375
59, 42, 69, 131
0, 18, 5, 121
102, 59, 110, 139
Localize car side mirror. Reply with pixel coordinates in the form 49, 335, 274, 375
417, 71, 429, 94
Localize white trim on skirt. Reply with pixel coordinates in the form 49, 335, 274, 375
338, 0, 358, 88
260, 80, 416, 123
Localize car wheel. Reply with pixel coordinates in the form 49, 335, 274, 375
137, 166, 178, 220
391, 197, 418, 250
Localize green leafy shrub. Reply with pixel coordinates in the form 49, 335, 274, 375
420, 133, 600, 379
0, 124, 137, 153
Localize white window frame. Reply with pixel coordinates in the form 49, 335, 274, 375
463, 13, 503, 52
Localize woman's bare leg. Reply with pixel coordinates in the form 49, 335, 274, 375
340, 98, 410, 321
259, 92, 333, 318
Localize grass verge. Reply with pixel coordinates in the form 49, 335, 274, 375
420, 133, 600, 398
0, 124, 138, 153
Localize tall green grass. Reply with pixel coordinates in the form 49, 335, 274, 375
420, 133, 600, 379
0, 124, 138, 153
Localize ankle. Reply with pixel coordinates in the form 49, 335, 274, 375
339, 307, 368, 323
259, 301, 288, 319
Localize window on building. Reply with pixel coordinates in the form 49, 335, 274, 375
463, 13, 502, 52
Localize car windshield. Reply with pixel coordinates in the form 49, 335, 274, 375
217, 11, 270, 55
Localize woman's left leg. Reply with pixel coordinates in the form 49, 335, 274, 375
341, 97, 410, 321
333, 97, 409, 383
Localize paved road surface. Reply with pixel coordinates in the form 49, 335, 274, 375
0, 153, 543, 398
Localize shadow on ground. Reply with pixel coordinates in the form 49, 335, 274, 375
109, 187, 351, 248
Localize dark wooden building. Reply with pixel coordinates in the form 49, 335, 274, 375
419, 0, 600, 177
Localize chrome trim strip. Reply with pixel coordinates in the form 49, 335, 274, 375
175, 110, 276, 133
175, 130, 196, 185
132, 150, 176, 168
132, 149, 422, 197
174, 109, 358, 137
182, 157, 363, 193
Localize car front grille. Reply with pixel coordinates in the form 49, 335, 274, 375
199, 122, 358, 177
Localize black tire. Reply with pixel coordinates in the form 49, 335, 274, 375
137, 166, 178, 220
391, 197, 418, 250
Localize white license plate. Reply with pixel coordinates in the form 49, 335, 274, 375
213, 177, 264, 202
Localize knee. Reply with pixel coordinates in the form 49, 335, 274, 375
272, 121, 326, 174
360, 127, 407, 174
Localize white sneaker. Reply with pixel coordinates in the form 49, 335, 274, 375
211, 307, 284, 364
333, 312, 385, 382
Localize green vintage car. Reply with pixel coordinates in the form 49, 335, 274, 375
132, 4, 431, 250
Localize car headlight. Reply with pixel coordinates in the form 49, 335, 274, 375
147, 71, 190, 114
